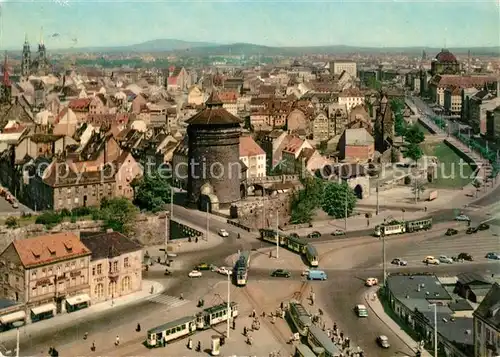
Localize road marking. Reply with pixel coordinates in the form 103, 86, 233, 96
146, 294, 189, 309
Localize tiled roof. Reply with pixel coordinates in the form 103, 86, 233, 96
167, 77, 177, 85
282, 136, 304, 154
81, 231, 142, 260
435, 49, 457, 63
344, 128, 374, 145
69, 98, 92, 111
186, 92, 242, 126
239, 136, 265, 157
473, 283, 500, 329
218, 91, 239, 103
431, 75, 497, 88
12, 232, 91, 268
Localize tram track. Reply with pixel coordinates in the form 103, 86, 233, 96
241, 286, 294, 354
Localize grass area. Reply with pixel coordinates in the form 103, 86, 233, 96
421, 142, 474, 189
415, 121, 431, 135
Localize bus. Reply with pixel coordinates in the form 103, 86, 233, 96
307, 324, 342, 357
287, 301, 312, 336
305, 245, 319, 267
234, 251, 251, 286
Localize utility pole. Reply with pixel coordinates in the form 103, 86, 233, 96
376, 181, 380, 215
429, 303, 438, 357
344, 191, 348, 231
206, 205, 209, 241
226, 271, 231, 339
275, 211, 279, 259
382, 232, 387, 286
16, 326, 19, 357
263, 198, 266, 229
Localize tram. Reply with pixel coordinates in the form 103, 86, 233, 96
260, 229, 319, 266
307, 324, 342, 357
234, 251, 251, 286
374, 218, 432, 237
146, 302, 239, 348
295, 344, 316, 357
305, 245, 319, 267
287, 301, 312, 336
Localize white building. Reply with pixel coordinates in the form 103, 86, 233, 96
338, 88, 365, 112
330, 60, 357, 77
240, 136, 266, 178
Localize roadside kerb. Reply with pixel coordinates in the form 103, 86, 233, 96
364, 287, 432, 357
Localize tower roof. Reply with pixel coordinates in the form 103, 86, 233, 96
435, 49, 457, 63
186, 92, 242, 126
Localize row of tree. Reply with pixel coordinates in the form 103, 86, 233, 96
290, 177, 357, 224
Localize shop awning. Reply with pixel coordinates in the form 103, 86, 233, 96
31, 303, 56, 316
0, 311, 26, 325
66, 294, 90, 306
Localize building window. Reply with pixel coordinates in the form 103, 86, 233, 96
112, 261, 118, 272
124, 257, 129, 268
121, 276, 131, 293
31, 270, 37, 279
97, 264, 102, 275
80, 275, 85, 285
92, 267, 96, 276
32, 287, 37, 296
94, 283, 104, 298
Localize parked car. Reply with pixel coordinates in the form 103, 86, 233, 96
377, 335, 390, 348
477, 223, 490, 231
466, 227, 478, 234
456, 252, 473, 261
195, 263, 210, 270
217, 267, 232, 276
445, 228, 458, 236
439, 255, 453, 264
188, 270, 202, 278
332, 229, 345, 236
218, 229, 229, 237
391, 258, 407, 266
423, 256, 440, 265
485, 252, 500, 260
271, 269, 291, 278
365, 277, 378, 287
307, 231, 321, 239
455, 214, 470, 221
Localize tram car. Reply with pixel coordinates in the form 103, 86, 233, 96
146, 302, 239, 348
295, 344, 316, 357
234, 251, 251, 286
260, 229, 319, 266
374, 218, 432, 237
305, 245, 319, 267
287, 301, 312, 336
307, 324, 342, 357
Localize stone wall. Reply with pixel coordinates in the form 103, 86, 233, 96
0, 212, 172, 252
233, 193, 292, 230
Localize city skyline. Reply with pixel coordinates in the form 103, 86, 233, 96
0, 0, 499, 50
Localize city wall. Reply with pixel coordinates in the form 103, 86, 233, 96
230, 194, 292, 231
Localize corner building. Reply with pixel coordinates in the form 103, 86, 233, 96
186, 92, 243, 210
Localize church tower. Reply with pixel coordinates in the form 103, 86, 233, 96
21, 34, 31, 77
38, 29, 47, 64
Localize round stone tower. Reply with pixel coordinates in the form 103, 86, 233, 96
186, 92, 243, 210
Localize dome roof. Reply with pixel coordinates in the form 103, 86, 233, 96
435, 49, 457, 63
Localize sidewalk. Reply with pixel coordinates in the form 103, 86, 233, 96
1, 280, 165, 341
364, 287, 431, 357
146, 234, 223, 256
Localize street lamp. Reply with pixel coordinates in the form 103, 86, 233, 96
429, 303, 438, 357
12, 320, 23, 357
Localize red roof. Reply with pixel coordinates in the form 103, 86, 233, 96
282, 136, 304, 154
435, 49, 457, 63
54, 107, 69, 124
240, 136, 265, 157
69, 98, 92, 111
167, 77, 177, 85
218, 91, 239, 103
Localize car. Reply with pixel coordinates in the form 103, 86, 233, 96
164, 269, 172, 276
439, 255, 453, 264
466, 227, 478, 234
477, 223, 490, 231
485, 252, 500, 260
271, 269, 291, 278
445, 228, 458, 236
217, 267, 232, 276
218, 229, 229, 237
195, 263, 210, 271
377, 335, 390, 349
457, 252, 473, 261
301, 269, 310, 277
423, 256, 440, 265
455, 214, 470, 221
391, 258, 408, 266
308, 231, 321, 239
332, 229, 345, 236
365, 277, 378, 287
188, 270, 202, 278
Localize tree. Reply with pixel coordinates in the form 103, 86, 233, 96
132, 173, 172, 212
290, 177, 324, 224
404, 124, 425, 145
5, 216, 18, 228
404, 143, 423, 162
99, 197, 138, 234
321, 182, 357, 218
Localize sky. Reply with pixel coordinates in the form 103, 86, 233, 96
0, 0, 499, 50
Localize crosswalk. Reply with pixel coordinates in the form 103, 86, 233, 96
386, 233, 500, 267
146, 294, 189, 309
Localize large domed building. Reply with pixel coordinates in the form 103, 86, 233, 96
431, 49, 460, 76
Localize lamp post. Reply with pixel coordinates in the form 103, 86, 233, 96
226, 270, 230, 339
206, 205, 209, 241
344, 191, 348, 231
275, 212, 279, 259
12, 320, 23, 357
429, 303, 438, 357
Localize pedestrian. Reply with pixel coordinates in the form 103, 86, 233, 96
196, 341, 201, 352
180, 293, 184, 300
269, 251, 272, 258
91, 342, 96, 352
252, 309, 256, 318
136, 323, 141, 332
187, 338, 193, 349
232, 319, 236, 330
280, 301, 284, 309
243, 326, 247, 336
195, 236, 198, 243
115, 336, 120, 346
83, 332, 88, 340
333, 323, 337, 331
220, 336, 225, 346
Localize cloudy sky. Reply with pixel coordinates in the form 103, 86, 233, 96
1, 0, 499, 49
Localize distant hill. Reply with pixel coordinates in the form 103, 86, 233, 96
52, 40, 500, 57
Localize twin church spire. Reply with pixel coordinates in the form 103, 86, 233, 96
21, 27, 49, 77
